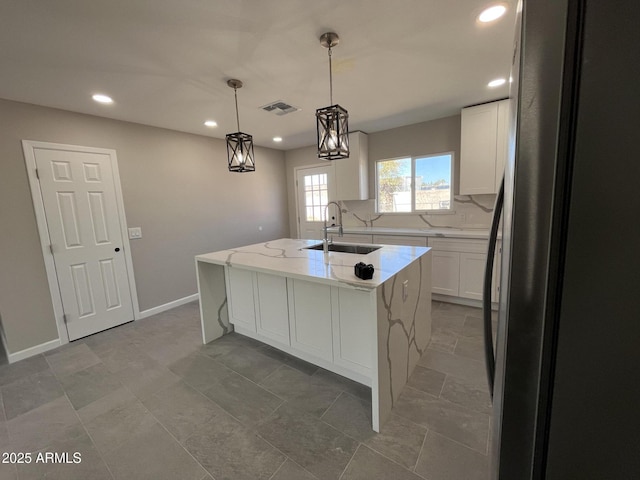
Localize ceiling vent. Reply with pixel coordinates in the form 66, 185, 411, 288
261, 100, 301, 116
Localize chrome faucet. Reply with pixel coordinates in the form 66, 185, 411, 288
323, 201, 344, 254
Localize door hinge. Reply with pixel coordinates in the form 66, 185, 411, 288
62, 314, 68, 324
49, 244, 53, 255
35, 168, 40, 179
296, 180, 298, 187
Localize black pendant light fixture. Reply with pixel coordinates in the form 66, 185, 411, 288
316, 32, 350, 160
226, 79, 255, 172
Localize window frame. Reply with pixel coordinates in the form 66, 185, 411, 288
375, 151, 455, 214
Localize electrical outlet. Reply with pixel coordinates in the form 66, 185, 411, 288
460, 213, 467, 224
128, 227, 142, 239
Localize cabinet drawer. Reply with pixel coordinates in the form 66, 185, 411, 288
428, 237, 487, 253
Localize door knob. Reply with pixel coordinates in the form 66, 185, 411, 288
115, 247, 120, 252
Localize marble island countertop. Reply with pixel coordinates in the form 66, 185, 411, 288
334, 225, 492, 239
196, 238, 430, 290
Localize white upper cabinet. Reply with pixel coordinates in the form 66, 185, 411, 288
334, 131, 369, 201
459, 99, 509, 195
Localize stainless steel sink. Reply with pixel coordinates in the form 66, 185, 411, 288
304, 243, 381, 254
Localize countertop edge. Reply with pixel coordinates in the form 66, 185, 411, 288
196, 240, 431, 290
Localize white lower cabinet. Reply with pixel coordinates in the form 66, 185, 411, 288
225, 269, 373, 384
459, 252, 486, 300
226, 267, 257, 331
431, 251, 460, 296
331, 288, 373, 377
287, 279, 333, 362
428, 237, 499, 302
255, 272, 290, 346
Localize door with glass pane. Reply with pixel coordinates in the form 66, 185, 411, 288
296, 165, 336, 239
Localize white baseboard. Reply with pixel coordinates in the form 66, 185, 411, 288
138, 293, 199, 320
7, 338, 62, 364
432, 294, 498, 311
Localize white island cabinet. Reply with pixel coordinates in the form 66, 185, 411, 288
196, 238, 432, 432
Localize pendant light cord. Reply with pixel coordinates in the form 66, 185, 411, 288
234, 87, 240, 132
328, 46, 333, 106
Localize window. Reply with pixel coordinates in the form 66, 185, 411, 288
376, 153, 453, 213
303, 173, 329, 221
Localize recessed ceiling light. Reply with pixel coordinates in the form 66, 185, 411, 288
478, 5, 507, 23
204, 120, 217, 128
92, 94, 113, 104
273, 137, 283, 143
488, 78, 507, 87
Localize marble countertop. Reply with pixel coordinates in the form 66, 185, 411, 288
336, 226, 492, 239
196, 238, 430, 290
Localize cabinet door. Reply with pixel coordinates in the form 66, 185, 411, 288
431, 251, 460, 296
334, 131, 368, 201
226, 267, 256, 331
255, 273, 289, 346
372, 235, 427, 247
459, 252, 487, 300
288, 279, 333, 362
460, 102, 499, 195
331, 288, 373, 376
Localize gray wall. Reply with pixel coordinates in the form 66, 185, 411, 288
284, 115, 465, 236
0, 99, 289, 354
367, 115, 461, 196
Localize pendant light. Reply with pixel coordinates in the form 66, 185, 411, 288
316, 32, 350, 160
226, 79, 255, 172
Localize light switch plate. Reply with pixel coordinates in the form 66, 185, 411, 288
128, 227, 142, 239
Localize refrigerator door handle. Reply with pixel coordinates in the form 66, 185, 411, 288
483, 176, 504, 399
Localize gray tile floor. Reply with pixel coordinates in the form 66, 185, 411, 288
0, 301, 493, 480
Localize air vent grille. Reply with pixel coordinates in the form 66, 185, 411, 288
261, 100, 301, 116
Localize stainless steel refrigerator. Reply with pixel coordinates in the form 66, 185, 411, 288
483, 1, 640, 479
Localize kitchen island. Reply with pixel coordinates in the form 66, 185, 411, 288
195, 238, 432, 431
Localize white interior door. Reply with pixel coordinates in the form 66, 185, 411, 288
296, 165, 336, 240
34, 147, 134, 340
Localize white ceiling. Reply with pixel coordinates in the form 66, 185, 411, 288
0, 0, 516, 150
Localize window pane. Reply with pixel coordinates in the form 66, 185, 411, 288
303, 172, 330, 221
376, 158, 411, 213
414, 154, 452, 211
